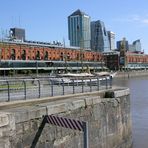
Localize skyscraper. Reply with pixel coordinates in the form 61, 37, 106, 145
117, 39, 129, 51
108, 31, 115, 50
68, 9, 91, 49
128, 39, 142, 52
91, 20, 110, 52
133, 39, 141, 52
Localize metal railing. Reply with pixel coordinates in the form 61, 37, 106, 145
0, 76, 112, 102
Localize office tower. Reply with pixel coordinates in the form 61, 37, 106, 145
117, 39, 129, 51
10, 28, 25, 41
108, 31, 115, 50
68, 9, 91, 49
128, 44, 135, 52
91, 20, 110, 52
128, 40, 142, 52
132, 39, 141, 52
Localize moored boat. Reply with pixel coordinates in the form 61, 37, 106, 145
49, 72, 116, 85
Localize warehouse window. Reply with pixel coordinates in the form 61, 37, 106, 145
21, 50, 26, 60
44, 51, 48, 60
11, 49, 16, 60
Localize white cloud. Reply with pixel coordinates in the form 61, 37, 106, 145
114, 14, 148, 25
142, 19, 148, 24
130, 15, 140, 21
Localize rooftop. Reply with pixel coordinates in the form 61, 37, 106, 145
68, 9, 88, 17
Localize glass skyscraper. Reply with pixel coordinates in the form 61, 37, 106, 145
128, 39, 142, 52
133, 39, 141, 52
117, 39, 129, 51
91, 20, 110, 52
107, 31, 115, 50
68, 9, 91, 49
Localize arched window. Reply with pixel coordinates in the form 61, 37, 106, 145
36, 51, 40, 60
21, 50, 26, 60
11, 49, 16, 60
76, 53, 80, 60
60, 52, 64, 61
44, 51, 48, 60
93, 55, 95, 61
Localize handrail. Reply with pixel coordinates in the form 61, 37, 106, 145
0, 76, 112, 102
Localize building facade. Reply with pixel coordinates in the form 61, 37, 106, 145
117, 39, 129, 51
132, 39, 141, 52
120, 39, 142, 53
10, 28, 25, 41
103, 51, 120, 70
108, 31, 115, 50
68, 9, 91, 49
91, 20, 110, 52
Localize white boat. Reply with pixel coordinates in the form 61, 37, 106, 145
93, 71, 117, 78
49, 72, 116, 85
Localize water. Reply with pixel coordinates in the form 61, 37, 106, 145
113, 76, 148, 148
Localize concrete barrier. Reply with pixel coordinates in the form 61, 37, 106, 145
0, 87, 132, 148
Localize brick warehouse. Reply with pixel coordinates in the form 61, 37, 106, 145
0, 41, 102, 61
0, 40, 148, 74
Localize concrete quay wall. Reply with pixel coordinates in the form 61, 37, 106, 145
116, 70, 148, 78
0, 88, 132, 148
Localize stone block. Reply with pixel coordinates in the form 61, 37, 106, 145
28, 106, 46, 120
0, 138, 11, 148
0, 113, 9, 127
15, 108, 29, 123
114, 88, 130, 98
0, 112, 15, 138
23, 121, 30, 132
69, 100, 85, 110
47, 103, 68, 115
84, 97, 93, 106
92, 97, 101, 105
16, 123, 23, 135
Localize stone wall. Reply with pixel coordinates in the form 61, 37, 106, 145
116, 71, 148, 78
0, 88, 132, 148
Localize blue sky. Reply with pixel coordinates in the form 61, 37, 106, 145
1, 0, 148, 53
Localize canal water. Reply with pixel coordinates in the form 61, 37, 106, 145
113, 76, 148, 148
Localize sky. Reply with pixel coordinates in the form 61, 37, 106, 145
0, 0, 148, 53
